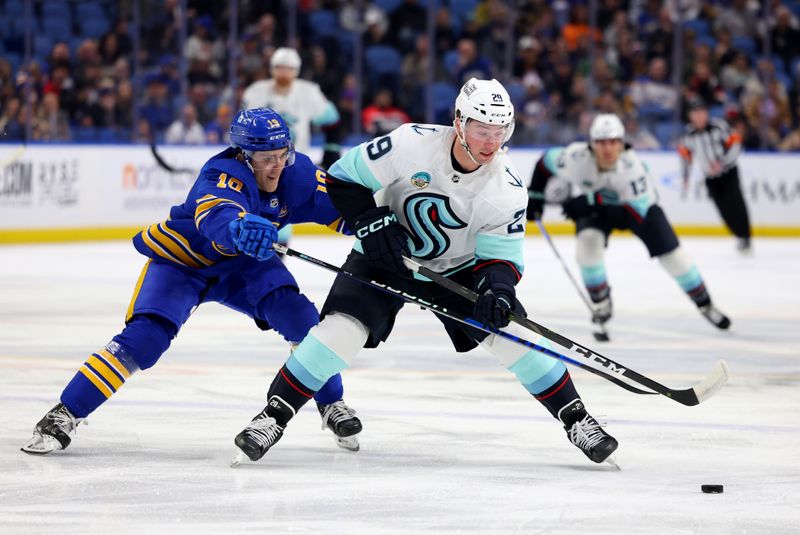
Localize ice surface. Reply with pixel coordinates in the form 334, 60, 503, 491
1, 235, 798, 534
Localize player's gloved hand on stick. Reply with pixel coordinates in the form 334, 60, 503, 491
562, 192, 603, 220
526, 192, 544, 221
473, 271, 516, 329
229, 213, 279, 261
354, 206, 412, 278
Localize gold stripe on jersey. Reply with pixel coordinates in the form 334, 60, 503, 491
126, 260, 151, 322
148, 224, 203, 269
194, 197, 245, 227
316, 185, 328, 193
212, 241, 238, 256
79, 365, 113, 398
326, 217, 345, 233
87, 355, 124, 390
141, 227, 192, 267
159, 223, 213, 266
98, 349, 132, 379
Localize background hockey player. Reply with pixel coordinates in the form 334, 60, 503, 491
526, 113, 731, 331
22, 108, 362, 456
232, 78, 619, 467
242, 46, 344, 251
678, 97, 752, 253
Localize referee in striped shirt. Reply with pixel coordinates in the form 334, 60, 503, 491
678, 98, 752, 252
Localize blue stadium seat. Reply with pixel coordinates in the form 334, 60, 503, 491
34, 35, 54, 59
430, 81, 458, 123
504, 82, 527, 108
42, 1, 71, 21
695, 34, 717, 49
655, 122, 679, 148
308, 10, 338, 37
449, 0, 480, 22
374, 0, 403, 13
790, 56, 800, 80
682, 19, 711, 37
732, 36, 756, 58
42, 17, 73, 42
79, 17, 110, 39
365, 45, 403, 93
76, 2, 106, 21
443, 49, 460, 75
4, 0, 25, 19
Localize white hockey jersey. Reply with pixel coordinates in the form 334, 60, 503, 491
241, 79, 338, 153
328, 123, 528, 275
542, 142, 658, 217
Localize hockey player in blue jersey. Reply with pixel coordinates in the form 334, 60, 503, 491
231, 79, 619, 467
21, 108, 363, 456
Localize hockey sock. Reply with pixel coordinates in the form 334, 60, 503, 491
658, 248, 711, 307
59, 314, 175, 418
266, 365, 315, 425
314, 373, 344, 405
532, 370, 581, 420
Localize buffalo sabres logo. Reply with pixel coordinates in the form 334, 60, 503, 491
279, 205, 289, 217
404, 193, 467, 260
410, 171, 431, 189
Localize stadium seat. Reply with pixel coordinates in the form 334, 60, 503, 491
308, 10, 338, 38
365, 45, 402, 92
79, 17, 110, 39
450, 0, 480, 23
374, 0, 403, 13
430, 81, 458, 123
655, 122, 679, 148
732, 36, 756, 58
42, 1, 71, 21
682, 19, 711, 37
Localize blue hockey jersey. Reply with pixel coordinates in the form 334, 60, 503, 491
133, 147, 346, 276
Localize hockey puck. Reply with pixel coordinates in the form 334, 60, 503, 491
701, 484, 724, 494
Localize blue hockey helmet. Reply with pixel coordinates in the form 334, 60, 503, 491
230, 107, 295, 166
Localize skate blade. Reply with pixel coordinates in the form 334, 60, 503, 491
334, 435, 360, 452
604, 455, 621, 471
230, 448, 247, 468
20, 434, 60, 455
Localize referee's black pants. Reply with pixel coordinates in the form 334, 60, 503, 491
705, 166, 751, 239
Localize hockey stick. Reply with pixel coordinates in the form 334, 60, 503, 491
274, 243, 651, 395
535, 219, 610, 342
399, 255, 729, 406
277, 244, 729, 404
150, 138, 194, 174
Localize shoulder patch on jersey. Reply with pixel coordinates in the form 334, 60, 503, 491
410, 171, 431, 189
411, 124, 439, 136
504, 166, 523, 188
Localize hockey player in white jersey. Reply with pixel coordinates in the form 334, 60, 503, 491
242, 47, 341, 169
526, 113, 730, 330
232, 78, 619, 467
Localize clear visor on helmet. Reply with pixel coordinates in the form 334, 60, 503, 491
464, 119, 514, 143
245, 146, 296, 168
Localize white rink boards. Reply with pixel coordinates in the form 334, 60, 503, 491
0, 235, 798, 534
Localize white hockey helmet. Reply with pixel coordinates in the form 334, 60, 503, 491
270, 47, 301, 71
454, 78, 515, 143
589, 113, 625, 141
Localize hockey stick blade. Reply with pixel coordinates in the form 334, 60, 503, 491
402, 256, 728, 406
275, 244, 654, 396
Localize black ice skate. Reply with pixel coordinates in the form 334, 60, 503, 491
318, 399, 362, 452
736, 238, 752, 255
231, 396, 294, 466
700, 304, 731, 330
558, 399, 618, 465
21, 403, 84, 455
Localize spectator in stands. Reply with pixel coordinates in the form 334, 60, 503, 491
165, 103, 205, 144
138, 74, 174, 135
770, 6, 800, 69
720, 52, 760, 98
361, 88, 411, 136
714, 0, 758, 39
686, 61, 726, 108
645, 7, 674, 60
623, 114, 661, 149
32, 92, 71, 142
388, 0, 427, 53
630, 57, 678, 121
205, 103, 233, 144
0, 97, 25, 140
452, 38, 493, 86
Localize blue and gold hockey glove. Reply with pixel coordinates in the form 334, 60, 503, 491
473, 270, 516, 329
229, 213, 279, 261
354, 206, 412, 278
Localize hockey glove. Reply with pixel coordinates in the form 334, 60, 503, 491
229, 213, 279, 261
562, 193, 603, 221
527, 192, 544, 221
321, 149, 340, 170
354, 206, 412, 278
473, 270, 516, 329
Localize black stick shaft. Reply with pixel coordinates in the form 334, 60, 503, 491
275, 244, 656, 397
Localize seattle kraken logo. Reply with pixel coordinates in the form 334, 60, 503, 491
403, 193, 467, 260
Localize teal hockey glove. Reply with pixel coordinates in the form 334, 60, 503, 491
229, 213, 279, 261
